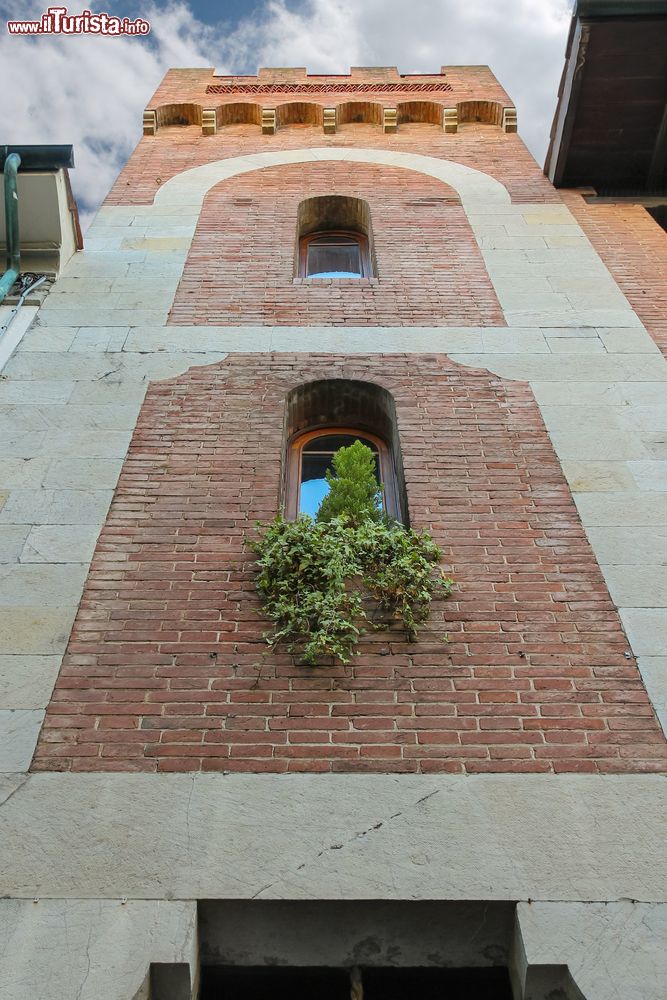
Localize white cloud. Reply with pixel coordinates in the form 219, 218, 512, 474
0, 0, 571, 228
237, 0, 572, 163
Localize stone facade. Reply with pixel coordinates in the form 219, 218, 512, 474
1, 65, 666, 998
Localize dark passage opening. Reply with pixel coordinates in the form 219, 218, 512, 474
199, 964, 514, 999
200, 966, 350, 999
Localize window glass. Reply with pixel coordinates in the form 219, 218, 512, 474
299, 433, 380, 517
306, 235, 363, 279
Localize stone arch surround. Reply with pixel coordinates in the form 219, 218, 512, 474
167, 158, 507, 327
152, 147, 512, 210
100, 145, 649, 334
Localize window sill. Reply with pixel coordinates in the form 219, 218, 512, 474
293, 277, 379, 286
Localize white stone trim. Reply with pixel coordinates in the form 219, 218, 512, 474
151, 146, 512, 210
0, 773, 665, 902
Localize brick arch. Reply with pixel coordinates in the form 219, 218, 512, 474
152, 147, 511, 212
154, 103, 203, 128
397, 101, 444, 126
336, 101, 384, 126
275, 102, 324, 128
285, 376, 408, 523
457, 100, 504, 126
215, 102, 262, 128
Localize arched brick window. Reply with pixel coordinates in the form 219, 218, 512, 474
283, 379, 406, 523
296, 196, 375, 279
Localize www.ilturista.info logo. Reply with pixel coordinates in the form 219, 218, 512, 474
6, 6, 151, 34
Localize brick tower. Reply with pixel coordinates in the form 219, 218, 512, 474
1, 60, 666, 999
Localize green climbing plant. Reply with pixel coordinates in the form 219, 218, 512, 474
250, 441, 453, 665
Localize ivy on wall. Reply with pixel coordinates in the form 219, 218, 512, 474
251, 441, 453, 665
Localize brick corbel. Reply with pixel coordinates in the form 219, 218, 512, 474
502, 107, 518, 133
262, 108, 277, 135
383, 107, 398, 134
201, 109, 217, 136
443, 107, 458, 134
142, 110, 157, 136
323, 107, 337, 134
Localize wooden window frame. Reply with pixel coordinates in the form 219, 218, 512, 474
285, 426, 400, 521
298, 230, 372, 278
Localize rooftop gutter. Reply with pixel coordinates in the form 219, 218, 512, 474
0, 152, 21, 304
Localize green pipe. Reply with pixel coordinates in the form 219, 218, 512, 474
0, 152, 21, 304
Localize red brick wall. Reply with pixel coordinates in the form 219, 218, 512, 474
168, 162, 504, 328
561, 192, 667, 358
33, 355, 667, 775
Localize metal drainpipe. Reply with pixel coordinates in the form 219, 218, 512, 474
0, 152, 21, 304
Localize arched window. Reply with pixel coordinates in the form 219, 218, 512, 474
287, 427, 396, 518
283, 379, 407, 523
299, 230, 371, 279
296, 196, 375, 280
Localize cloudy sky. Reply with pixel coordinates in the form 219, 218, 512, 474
0, 0, 572, 228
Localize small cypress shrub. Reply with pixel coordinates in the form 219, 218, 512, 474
316, 438, 382, 525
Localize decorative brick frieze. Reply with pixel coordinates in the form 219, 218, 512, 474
206, 82, 455, 95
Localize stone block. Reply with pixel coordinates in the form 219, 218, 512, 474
0, 380, 75, 405
637, 656, 667, 733
547, 338, 606, 354
0, 457, 52, 489
0, 774, 665, 901
0, 709, 43, 772
587, 526, 667, 565
43, 458, 124, 489
0, 489, 113, 525
531, 381, 624, 405
0, 564, 88, 606
18, 327, 78, 352
0, 526, 31, 562
70, 328, 131, 352
516, 901, 667, 1000
602, 564, 667, 608
20, 524, 100, 563
0, 655, 62, 710
0, 607, 77, 656
575, 492, 667, 526
622, 608, 667, 657
562, 461, 638, 492
480, 330, 549, 353
0, 899, 198, 1000
628, 461, 667, 491
548, 429, 648, 461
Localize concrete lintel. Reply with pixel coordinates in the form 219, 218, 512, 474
0, 773, 665, 902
